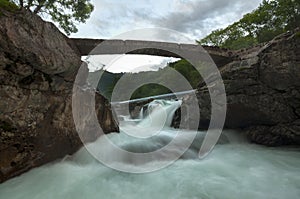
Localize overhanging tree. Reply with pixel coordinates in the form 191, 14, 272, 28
11, 0, 94, 35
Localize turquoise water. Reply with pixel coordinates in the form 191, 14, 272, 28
0, 135, 299, 199
0, 100, 299, 199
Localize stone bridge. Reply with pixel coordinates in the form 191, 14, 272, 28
71, 38, 234, 67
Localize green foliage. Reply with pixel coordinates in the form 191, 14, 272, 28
0, 0, 18, 12
90, 59, 202, 100
168, 59, 201, 88
10, 0, 94, 35
198, 0, 300, 49
131, 84, 172, 100
223, 36, 258, 50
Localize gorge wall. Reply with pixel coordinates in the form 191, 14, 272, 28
173, 29, 300, 146
0, 9, 118, 182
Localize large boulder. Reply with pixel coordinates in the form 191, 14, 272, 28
0, 8, 80, 78
0, 9, 118, 182
174, 30, 300, 146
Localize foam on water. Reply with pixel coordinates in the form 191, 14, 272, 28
0, 100, 299, 199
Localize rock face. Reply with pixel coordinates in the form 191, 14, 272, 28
174, 30, 300, 146
0, 9, 118, 183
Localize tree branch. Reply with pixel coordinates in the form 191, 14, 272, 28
25, 0, 34, 9
33, 0, 46, 14
33, 5, 43, 13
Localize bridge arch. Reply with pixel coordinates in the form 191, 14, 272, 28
71, 38, 233, 67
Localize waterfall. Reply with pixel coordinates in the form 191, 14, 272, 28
76, 99, 227, 168
136, 99, 182, 128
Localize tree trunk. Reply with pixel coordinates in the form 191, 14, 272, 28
33, 5, 44, 14
19, 0, 24, 7
25, 0, 34, 9
34, 0, 48, 14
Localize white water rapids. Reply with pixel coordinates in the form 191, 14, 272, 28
0, 100, 299, 199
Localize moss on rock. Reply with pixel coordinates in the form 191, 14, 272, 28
295, 31, 300, 38
0, 0, 18, 14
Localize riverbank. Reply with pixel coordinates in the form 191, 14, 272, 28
173, 29, 300, 146
0, 8, 118, 183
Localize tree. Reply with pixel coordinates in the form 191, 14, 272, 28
11, 0, 94, 35
0, 0, 19, 12
197, 0, 300, 50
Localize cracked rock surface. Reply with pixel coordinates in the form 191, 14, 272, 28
173, 30, 300, 146
0, 9, 118, 183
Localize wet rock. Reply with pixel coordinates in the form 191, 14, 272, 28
174, 30, 300, 146
0, 9, 118, 183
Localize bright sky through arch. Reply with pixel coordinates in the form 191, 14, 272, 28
73, 0, 263, 73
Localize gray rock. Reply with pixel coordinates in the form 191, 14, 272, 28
0, 9, 118, 183
174, 30, 300, 146
0, 9, 81, 78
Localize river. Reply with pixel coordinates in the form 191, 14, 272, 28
0, 100, 299, 199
